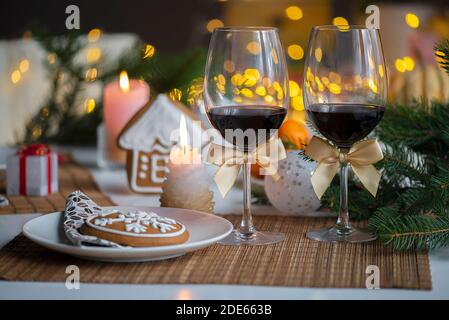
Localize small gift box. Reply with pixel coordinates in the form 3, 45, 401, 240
6, 144, 58, 196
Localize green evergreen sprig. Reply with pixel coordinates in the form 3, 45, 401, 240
435, 40, 449, 76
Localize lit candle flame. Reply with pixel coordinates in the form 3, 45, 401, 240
119, 71, 130, 93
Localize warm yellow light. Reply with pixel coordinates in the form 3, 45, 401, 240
84, 98, 96, 113
403, 56, 415, 71
244, 68, 260, 82
246, 41, 261, 55
32, 126, 42, 139
216, 82, 225, 94
85, 68, 98, 82
291, 95, 304, 111
273, 81, 282, 92
119, 71, 130, 93
395, 59, 406, 73
315, 48, 323, 63
405, 13, 419, 29
224, 60, 235, 73
285, 6, 303, 21
436, 50, 447, 64
241, 88, 254, 98
169, 88, 182, 101
86, 47, 102, 63
11, 70, 21, 84
143, 44, 156, 59
368, 80, 378, 93
47, 53, 57, 65
435, 50, 446, 58
378, 65, 385, 78
316, 77, 325, 92
271, 48, 279, 64
264, 95, 274, 103
333, 17, 349, 31
19, 59, 30, 73
88, 28, 102, 43
231, 73, 245, 86
329, 72, 341, 84
287, 44, 304, 61
217, 74, 226, 86
328, 83, 341, 94
289, 80, 300, 98
255, 86, 267, 96
206, 19, 224, 33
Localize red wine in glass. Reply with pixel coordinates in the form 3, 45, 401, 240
207, 105, 287, 151
307, 103, 385, 149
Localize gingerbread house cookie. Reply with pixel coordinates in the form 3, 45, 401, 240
118, 94, 204, 194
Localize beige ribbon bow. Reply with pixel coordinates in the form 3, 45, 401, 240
305, 136, 384, 199
208, 138, 287, 197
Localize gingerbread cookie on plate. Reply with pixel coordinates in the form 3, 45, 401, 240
80, 210, 189, 247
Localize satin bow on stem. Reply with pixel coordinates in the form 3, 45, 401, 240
305, 136, 384, 199
208, 138, 286, 197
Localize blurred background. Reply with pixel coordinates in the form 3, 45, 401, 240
1, 0, 448, 146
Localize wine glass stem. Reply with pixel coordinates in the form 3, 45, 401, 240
336, 161, 352, 235
240, 161, 255, 237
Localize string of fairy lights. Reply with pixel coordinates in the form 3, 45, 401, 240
202, 5, 426, 111
6, 4, 433, 117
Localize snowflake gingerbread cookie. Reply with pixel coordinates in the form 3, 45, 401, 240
80, 210, 189, 247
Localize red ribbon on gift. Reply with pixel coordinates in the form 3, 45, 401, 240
18, 144, 53, 195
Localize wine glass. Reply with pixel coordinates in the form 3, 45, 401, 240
303, 25, 387, 243
204, 27, 289, 246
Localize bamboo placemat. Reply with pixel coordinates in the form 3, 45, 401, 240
0, 160, 115, 214
0, 216, 432, 289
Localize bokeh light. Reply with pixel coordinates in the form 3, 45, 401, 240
332, 17, 349, 31
246, 41, 261, 55
315, 47, 322, 62
87, 28, 102, 43
287, 44, 304, 60
86, 47, 102, 63
285, 6, 303, 21
143, 44, 156, 59
19, 59, 30, 73
11, 70, 21, 84
84, 98, 96, 113
405, 13, 419, 29
395, 58, 406, 73
403, 56, 415, 71
206, 19, 224, 33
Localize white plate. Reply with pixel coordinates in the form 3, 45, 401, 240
23, 206, 233, 263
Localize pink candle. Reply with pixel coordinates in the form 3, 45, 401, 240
103, 71, 150, 164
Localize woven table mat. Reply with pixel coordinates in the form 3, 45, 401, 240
0, 216, 431, 289
0, 161, 114, 214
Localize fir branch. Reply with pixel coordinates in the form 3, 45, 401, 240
369, 212, 449, 250
435, 40, 449, 76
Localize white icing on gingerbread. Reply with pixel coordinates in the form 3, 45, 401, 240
87, 210, 186, 238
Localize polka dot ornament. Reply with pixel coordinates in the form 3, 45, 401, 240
264, 151, 322, 216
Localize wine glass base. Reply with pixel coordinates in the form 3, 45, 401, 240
306, 227, 377, 243
218, 230, 285, 246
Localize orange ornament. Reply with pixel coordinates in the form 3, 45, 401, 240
251, 163, 264, 180
279, 119, 310, 150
